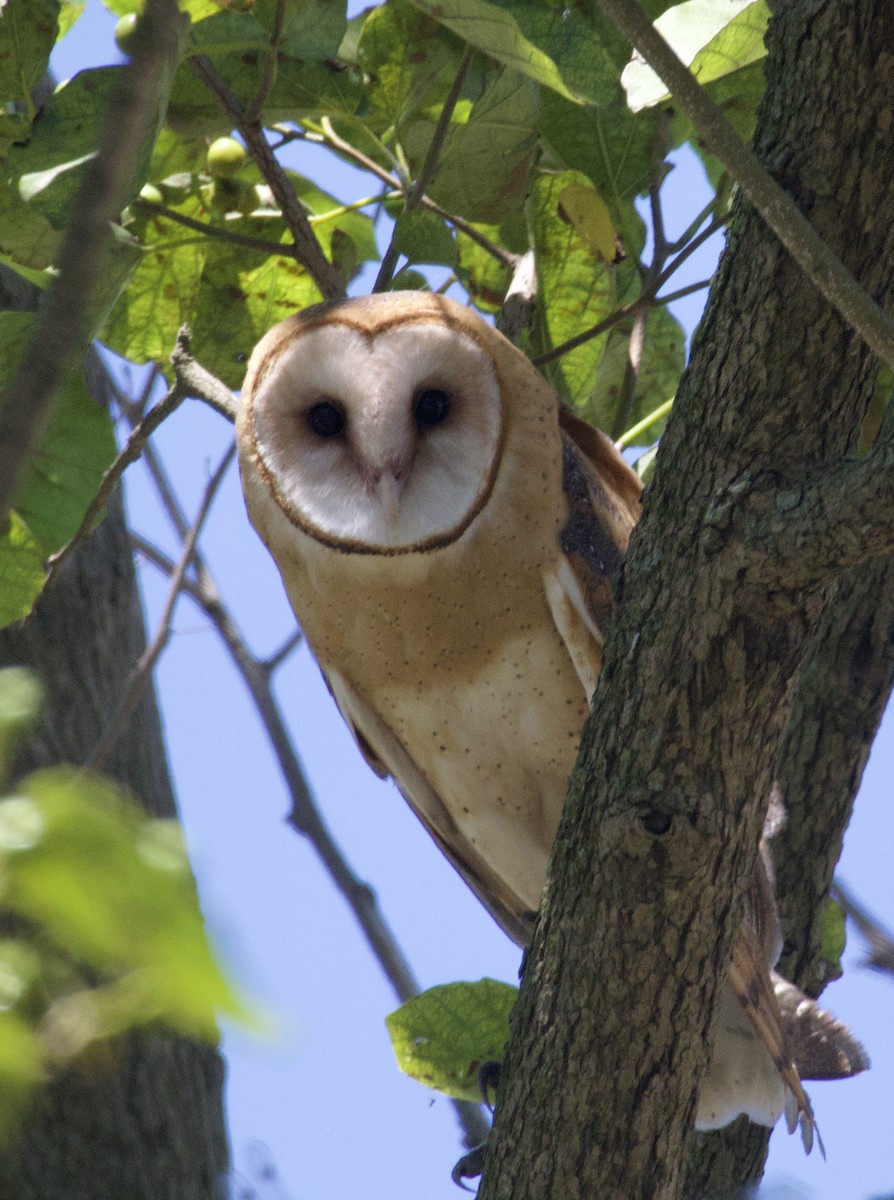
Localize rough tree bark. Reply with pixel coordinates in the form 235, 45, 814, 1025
480, 3, 894, 1198
0, 267, 229, 1198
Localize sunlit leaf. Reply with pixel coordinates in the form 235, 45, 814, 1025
0, 669, 43, 783
170, 14, 362, 135
558, 183, 616, 263
3, 769, 250, 1035
0, 516, 44, 632
528, 170, 615, 407
539, 89, 653, 258
357, 0, 461, 129
622, 0, 769, 112
386, 979, 516, 1101
409, 0, 617, 105
821, 898, 847, 981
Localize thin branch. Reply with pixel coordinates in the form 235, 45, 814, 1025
243, 0, 284, 124
318, 118, 517, 269
832, 879, 894, 977
0, 0, 182, 519
86, 444, 235, 772
599, 0, 894, 367
261, 630, 303, 675
130, 530, 490, 1148
134, 197, 297, 257
171, 326, 239, 422
611, 305, 649, 442
374, 49, 475, 292
188, 55, 345, 301
496, 251, 537, 345
44, 351, 191, 590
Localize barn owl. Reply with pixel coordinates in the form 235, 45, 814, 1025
236, 291, 866, 1148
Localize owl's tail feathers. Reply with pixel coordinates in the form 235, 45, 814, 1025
729, 925, 819, 1153
773, 972, 871, 1081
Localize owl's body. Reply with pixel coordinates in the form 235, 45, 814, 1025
237, 291, 866, 1145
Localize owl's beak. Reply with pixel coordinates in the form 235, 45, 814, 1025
372, 470, 403, 525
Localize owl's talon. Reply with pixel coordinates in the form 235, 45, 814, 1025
452, 1141, 487, 1190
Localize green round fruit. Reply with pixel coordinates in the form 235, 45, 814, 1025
114, 13, 139, 57
206, 137, 248, 180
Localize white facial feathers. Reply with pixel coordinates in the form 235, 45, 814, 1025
246, 319, 503, 552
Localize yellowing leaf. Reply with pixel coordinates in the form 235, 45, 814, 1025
558, 184, 616, 263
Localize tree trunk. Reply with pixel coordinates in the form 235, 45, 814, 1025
479, 2, 894, 1197
0, 325, 229, 1197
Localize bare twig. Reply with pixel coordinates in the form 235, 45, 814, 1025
533, 213, 725, 368
0, 0, 182, 519
244, 0, 284, 124
188, 55, 345, 301
261, 630, 303, 675
130, 529, 490, 1147
87, 443, 235, 772
374, 49, 475, 292
44, 356, 191, 591
134, 197, 296, 258
496, 251, 537, 345
599, 0, 894, 367
171, 327, 239, 422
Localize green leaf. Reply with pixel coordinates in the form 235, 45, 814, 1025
408, 0, 616, 105
528, 169, 615, 407
57, 1, 85, 40
622, 0, 769, 112
586, 305, 684, 436
539, 89, 653, 258
0, 312, 116, 558
254, 0, 348, 60
0, 668, 43, 782
0, 515, 44, 632
357, 0, 461, 130
820, 898, 847, 982
0, 64, 167, 281
101, 190, 209, 367
3, 769, 250, 1035
426, 67, 538, 223
392, 210, 457, 268
0, 1010, 44, 1141
386, 979, 517, 1101
0, 0, 60, 155
170, 15, 362, 135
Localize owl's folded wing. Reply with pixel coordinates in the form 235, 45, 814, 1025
543, 405, 642, 699
323, 665, 535, 946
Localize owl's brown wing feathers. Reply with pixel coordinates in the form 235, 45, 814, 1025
324, 666, 534, 945
542, 406, 642, 699
729, 921, 817, 1152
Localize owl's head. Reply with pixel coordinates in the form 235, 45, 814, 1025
238, 293, 506, 554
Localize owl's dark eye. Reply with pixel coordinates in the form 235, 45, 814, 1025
413, 388, 451, 428
307, 401, 345, 438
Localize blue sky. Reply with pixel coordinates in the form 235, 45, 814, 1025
49, 5, 894, 1198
